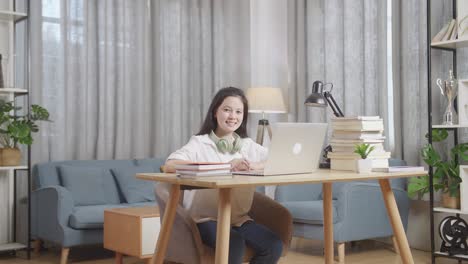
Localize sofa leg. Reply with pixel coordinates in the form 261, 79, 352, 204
337, 242, 345, 264
392, 235, 401, 255
33, 239, 41, 255
60, 247, 70, 264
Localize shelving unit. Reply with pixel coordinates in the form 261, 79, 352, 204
0, 0, 30, 260
427, 0, 468, 263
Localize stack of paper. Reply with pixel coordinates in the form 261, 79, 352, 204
329, 116, 390, 171
175, 162, 232, 178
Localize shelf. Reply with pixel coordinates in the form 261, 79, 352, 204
432, 124, 468, 128
0, 165, 28, 171
0, 10, 27, 22
0, 88, 28, 94
0, 242, 26, 252
431, 38, 468, 49
435, 251, 468, 260
433, 207, 468, 214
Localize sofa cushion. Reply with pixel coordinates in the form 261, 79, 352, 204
59, 165, 110, 206
135, 158, 166, 172
280, 200, 339, 225
69, 204, 125, 229
111, 166, 156, 203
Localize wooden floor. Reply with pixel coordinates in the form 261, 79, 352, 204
0, 238, 458, 264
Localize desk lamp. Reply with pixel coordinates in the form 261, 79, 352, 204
305, 80, 344, 168
246, 87, 287, 145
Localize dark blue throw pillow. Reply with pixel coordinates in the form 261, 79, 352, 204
111, 166, 156, 203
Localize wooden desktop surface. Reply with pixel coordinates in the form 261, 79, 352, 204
136, 169, 426, 188
137, 170, 427, 264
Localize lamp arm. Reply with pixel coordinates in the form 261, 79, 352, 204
323, 91, 344, 117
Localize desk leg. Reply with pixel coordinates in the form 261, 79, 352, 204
322, 183, 334, 264
215, 188, 232, 264
151, 184, 181, 264
379, 179, 414, 264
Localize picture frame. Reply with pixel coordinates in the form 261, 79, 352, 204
460, 166, 468, 212
458, 80, 468, 125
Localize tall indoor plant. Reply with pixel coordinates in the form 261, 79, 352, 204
0, 100, 50, 165
408, 129, 468, 208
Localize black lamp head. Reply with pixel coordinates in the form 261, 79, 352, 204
304, 81, 327, 107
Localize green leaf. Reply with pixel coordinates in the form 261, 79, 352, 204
408, 176, 430, 198
426, 128, 448, 142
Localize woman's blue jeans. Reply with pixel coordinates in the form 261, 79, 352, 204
197, 220, 283, 264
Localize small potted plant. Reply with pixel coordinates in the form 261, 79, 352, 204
408, 129, 468, 209
354, 143, 375, 173
0, 100, 50, 166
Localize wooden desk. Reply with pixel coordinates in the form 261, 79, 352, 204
137, 169, 427, 264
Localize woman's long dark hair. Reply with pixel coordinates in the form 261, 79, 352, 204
197, 87, 249, 138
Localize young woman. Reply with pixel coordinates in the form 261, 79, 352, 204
165, 87, 283, 264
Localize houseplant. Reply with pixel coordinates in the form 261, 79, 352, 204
408, 128, 468, 209
354, 143, 375, 173
0, 100, 50, 165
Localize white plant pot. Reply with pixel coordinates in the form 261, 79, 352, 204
356, 159, 372, 173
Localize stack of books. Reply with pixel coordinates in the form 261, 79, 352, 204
329, 116, 390, 171
175, 162, 232, 178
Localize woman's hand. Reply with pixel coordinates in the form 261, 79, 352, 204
230, 158, 250, 171
248, 161, 265, 171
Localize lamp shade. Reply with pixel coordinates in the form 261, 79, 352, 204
304, 93, 328, 107
246, 87, 287, 114
305, 80, 327, 107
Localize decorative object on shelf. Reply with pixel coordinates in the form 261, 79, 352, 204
354, 143, 375, 173
0, 100, 50, 165
408, 129, 468, 205
245, 87, 287, 145
458, 0, 468, 40
305, 80, 344, 168
0, 54, 4, 88
439, 216, 468, 255
436, 70, 458, 125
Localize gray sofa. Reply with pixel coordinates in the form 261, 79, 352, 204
31, 158, 165, 263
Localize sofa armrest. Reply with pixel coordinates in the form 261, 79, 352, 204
31, 186, 74, 245
154, 184, 205, 264
249, 192, 293, 256
333, 182, 410, 242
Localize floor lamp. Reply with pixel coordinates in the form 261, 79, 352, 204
305, 80, 344, 168
246, 87, 287, 145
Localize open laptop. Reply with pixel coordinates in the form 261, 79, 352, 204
233, 122, 328, 176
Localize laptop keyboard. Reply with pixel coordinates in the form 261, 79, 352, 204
233, 170, 265, 176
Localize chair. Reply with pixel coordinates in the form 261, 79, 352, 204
274, 159, 410, 263
154, 183, 293, 264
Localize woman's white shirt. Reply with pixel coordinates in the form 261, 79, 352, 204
167, 134, 268, 226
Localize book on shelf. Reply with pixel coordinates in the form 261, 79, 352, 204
432, 21, 451, 43
442, 19, 456, 41
174, 162, 231, 171
331, 116, 381, 121
371, 166, 425, 173
449, 24, 458, 40
331, 143, 385, 153
331, 120, 384, 131
329, 138, 385, 144
330, 158, 389, 171
328, 151, 391, 160
331, 130, 384, 140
